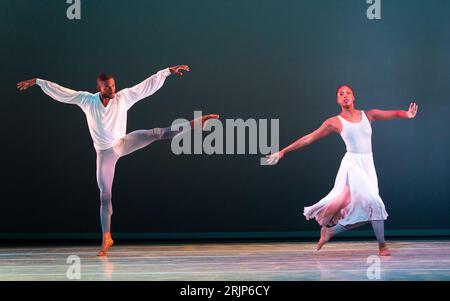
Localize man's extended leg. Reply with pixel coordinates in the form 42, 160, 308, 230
96, 148, 119, 256
114, 114, 220, 157
113, 128, 176, 157
97, 114, 219, 256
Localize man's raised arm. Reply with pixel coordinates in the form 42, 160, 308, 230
120, 65, 190, 109
17, 78, 89, 107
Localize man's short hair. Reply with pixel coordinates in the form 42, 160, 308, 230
97, 73, 115, 82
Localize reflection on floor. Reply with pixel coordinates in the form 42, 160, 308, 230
0, 240, 449, 280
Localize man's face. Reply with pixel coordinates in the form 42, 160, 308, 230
97, 78, 116, 99
337, 86, 355, 108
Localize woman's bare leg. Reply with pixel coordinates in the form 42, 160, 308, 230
317, 185, 351, 250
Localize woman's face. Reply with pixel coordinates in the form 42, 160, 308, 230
337, 86, 355, 108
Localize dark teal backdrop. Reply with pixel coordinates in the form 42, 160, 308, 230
1, 0, 449, 239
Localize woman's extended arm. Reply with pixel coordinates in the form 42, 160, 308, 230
365, 102, 418, 121
267, 117, 338, 165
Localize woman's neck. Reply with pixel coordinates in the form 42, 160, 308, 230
341, 106, 357, 117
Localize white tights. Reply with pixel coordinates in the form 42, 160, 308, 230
96, 126, 184, 234
332, 220, 386, 244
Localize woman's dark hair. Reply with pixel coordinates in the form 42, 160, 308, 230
336, 84, 354, 96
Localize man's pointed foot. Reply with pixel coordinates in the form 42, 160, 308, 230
379, 245, 391, 256
191, 114, 220, 129
97, 233, 114, 257
97, 250, 108, 257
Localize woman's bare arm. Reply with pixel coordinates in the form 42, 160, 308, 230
366, 102, 418, 121
267, 117, 338, 165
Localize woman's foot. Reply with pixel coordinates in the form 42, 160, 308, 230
378, 243, 391, 256
97, 233, 114, 257
190, 114, 220, 130
317, 227, 334, 251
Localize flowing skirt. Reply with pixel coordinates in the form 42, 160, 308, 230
303, 152, 388, 227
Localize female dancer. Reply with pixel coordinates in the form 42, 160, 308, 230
267, 85, 418, 256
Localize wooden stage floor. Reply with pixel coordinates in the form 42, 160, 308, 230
0, 240, 449, 281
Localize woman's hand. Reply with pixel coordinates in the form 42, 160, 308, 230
406, 102, 418, 119
266, 150, 285, 165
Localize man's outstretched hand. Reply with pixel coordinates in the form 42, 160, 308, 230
17, 79, 37, 91
169, 65, 190, 76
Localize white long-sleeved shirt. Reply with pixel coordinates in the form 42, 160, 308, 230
36, 68, 171, 151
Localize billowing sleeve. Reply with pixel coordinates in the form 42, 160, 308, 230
36, 79, 90, 108
118, 68, 171, 110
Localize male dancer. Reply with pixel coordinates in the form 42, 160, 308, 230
17, 65, 219, 256
267, 85, 418, 255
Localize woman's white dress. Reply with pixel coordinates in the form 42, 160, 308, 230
303, 110, 388, 227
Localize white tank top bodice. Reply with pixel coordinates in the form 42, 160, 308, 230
337, 110, 372, 154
